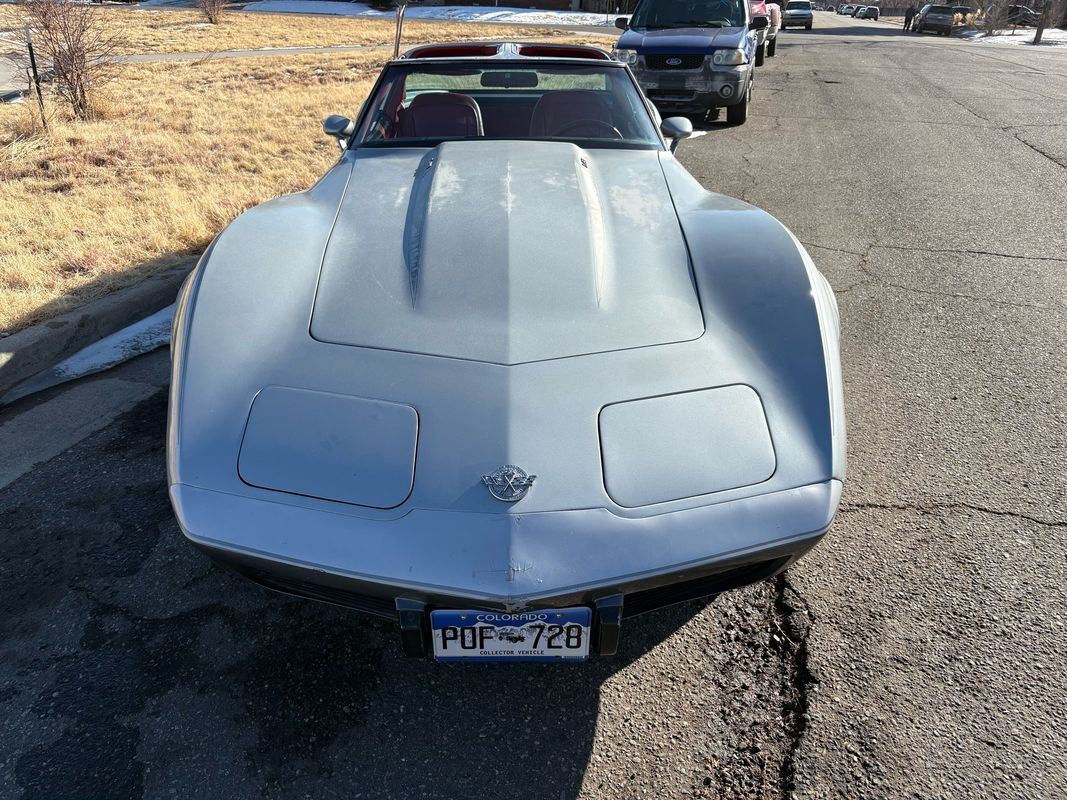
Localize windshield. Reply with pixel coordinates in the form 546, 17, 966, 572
785, 1, 811, 8
929, 5, 953, 12
630, 0, 748, 29
356, 63, 662, 148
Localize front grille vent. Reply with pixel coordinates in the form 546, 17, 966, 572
644, 53, 705, 70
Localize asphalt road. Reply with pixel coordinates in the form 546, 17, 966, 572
1, 13, 1065, 800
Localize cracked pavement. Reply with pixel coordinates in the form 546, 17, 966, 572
1, 14, 1065, 800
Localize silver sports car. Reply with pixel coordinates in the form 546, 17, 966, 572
168, 42, 845, 662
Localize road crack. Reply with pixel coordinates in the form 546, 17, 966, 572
1005, 128, 1067, 169
839, 500, 1065, 529
800, 240, 1062, 308
771, 572, 817, 800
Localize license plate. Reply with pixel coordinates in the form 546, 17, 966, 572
430, 607, 592, 662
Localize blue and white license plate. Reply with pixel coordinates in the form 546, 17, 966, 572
430, 607, 592, 662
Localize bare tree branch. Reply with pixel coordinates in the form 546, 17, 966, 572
196, 0, 228, 25
20, 0, 123, 120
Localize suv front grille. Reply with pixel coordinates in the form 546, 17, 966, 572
644, 53, 705, 70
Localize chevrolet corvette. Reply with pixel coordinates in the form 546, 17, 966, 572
168, 42, 845, 662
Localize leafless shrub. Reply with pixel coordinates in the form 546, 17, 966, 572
196, 0, 227, 25
979, 1, 1007, 34
20, 0, 122, 120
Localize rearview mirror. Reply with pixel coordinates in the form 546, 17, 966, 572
750, 15, 769, 29
660, 117, 693, 153
323, 115, 355, 150
481, 70, 539, 88
615, 17, 629, 30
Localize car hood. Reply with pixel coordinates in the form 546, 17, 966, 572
310, 141, 705, 365
617, 26, 748, 52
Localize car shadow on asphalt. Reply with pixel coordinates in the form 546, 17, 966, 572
0, 389, 712, 800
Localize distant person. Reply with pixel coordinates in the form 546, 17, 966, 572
904, 4, 917, 29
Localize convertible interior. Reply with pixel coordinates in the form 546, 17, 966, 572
395, 89, 621, 139
358, 65, 660, 145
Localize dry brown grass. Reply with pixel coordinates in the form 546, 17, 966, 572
0, 33, 613, 332
0, 6, 558, 56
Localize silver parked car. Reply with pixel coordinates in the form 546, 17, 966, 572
168, 42, 845, 663
783, 0, 815, 28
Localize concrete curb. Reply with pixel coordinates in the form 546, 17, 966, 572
0, 259, 196, 398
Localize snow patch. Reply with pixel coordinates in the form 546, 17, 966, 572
962, 27, 1067, 47
239, 1, 619, 27
2, 305, 174, 405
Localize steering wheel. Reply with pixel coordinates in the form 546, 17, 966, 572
553, 119, 624, 139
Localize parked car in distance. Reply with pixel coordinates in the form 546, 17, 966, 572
913, 3, 956, 34
766, 3, 783, 57
168, 41, 846, 663
837, 3, 854, 13
783, 0, 815, 28
857, 5, 879, 18
750, 0, 771, 65
849, 4, 863, 15
613, 0, 769, 124
1004, 4, 1040, 25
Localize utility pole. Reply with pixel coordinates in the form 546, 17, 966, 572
1033, 0, 1047, 44
24, 24, 47, 133
393, 2, 408, 59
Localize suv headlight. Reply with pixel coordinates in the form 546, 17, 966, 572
711, 48, 746, 66
611, 49, 639, 66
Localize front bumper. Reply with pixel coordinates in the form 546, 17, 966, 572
171, 479, 841, 656
631, 63, 751, 112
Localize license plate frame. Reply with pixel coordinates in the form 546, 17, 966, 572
430, 607, 592, 662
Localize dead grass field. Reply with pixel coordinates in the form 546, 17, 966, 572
0, 33, 613, 333
0, 6, 556, 56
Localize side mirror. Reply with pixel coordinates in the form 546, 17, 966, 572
323, 114, 355, 150
615, 16, 629, 29
750, 15, 769, 29
660, 116, 693, 152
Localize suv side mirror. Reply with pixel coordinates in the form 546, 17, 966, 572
323, 115, 355, 149
750, 15, 769, 29
615, 16, 629, 29
660, 116, 693, 152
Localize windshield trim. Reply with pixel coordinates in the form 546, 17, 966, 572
357, 138, 664, 152
349, 58, 667, 152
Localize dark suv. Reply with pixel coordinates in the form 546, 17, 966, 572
912, 3, 956, 34
613, 0, 769, 125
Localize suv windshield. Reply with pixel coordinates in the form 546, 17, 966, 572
929, 5, 953, 12
356, 63, 662, 148
629, 0, 748, 29
785, 1, 812, 8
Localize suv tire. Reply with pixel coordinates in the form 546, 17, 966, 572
727, 81, 750, 125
